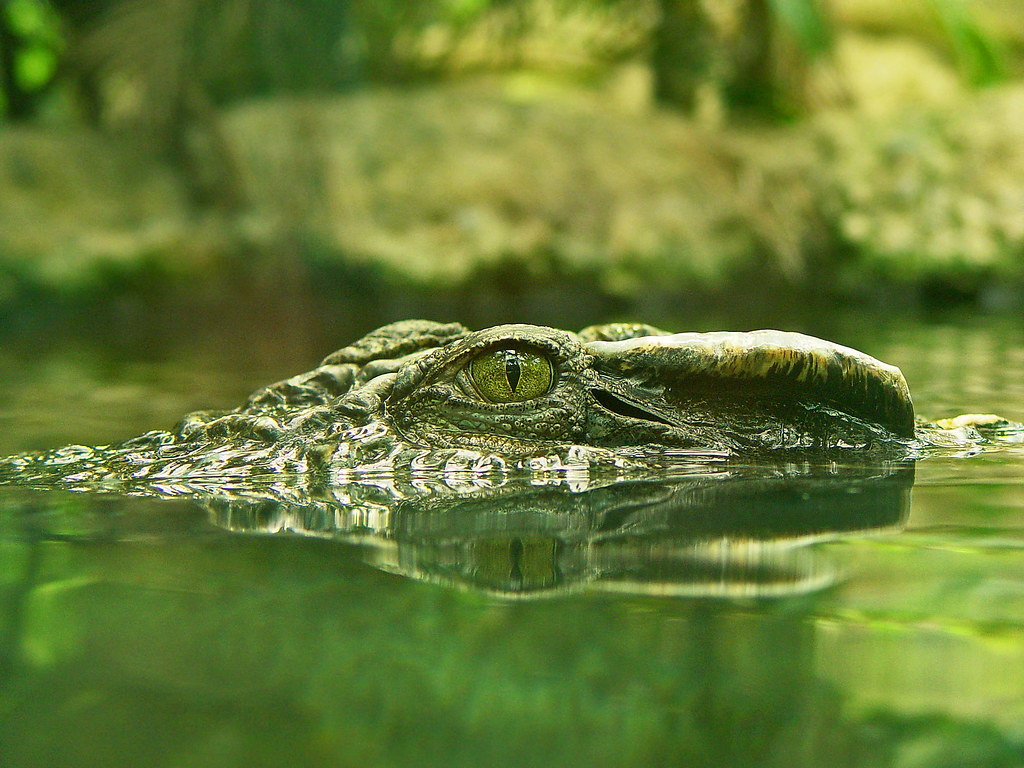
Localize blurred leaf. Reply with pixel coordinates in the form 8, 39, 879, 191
929, 0, 1007, 86
4, 0, 60, 45
14, 43, 57, 90
443, 0, 492, 24
767, 0, 832, 57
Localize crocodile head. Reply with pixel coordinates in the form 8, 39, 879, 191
0, 320, 916, 493
204, 319, 914, 459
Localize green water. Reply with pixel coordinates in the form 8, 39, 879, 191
1, 315, 1024, 768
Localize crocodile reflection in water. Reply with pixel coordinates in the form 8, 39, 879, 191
207, 462, 915, 598
1, 319, 1017, 499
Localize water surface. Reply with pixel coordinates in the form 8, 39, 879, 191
1, 315, 1023, 767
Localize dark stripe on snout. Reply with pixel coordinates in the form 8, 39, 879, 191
591, 389, 676, 426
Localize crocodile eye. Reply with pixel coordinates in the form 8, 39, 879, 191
469, 346, 553, 403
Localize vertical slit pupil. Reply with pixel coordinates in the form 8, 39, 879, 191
503, 350, 522, 394
508, 538, 524, 587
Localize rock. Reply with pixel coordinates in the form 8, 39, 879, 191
0, 127, 198, 291
219, 80, 820, 293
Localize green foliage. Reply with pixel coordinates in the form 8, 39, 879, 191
766, 0, 1007, 85
0, 0, 62, 118
929, 0, 1007, 86
13, 40, 56, 89
767, 0, 832, 58
4, 0, 59, 41
442, 0, 493, 24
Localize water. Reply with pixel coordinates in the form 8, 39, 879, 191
1, 315, 1024, 768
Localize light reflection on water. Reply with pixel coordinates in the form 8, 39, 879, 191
1, 315, 1024, 767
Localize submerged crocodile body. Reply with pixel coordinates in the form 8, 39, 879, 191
0, 320, 1017, 500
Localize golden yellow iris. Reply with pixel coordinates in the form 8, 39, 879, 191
469, 346, 553, 403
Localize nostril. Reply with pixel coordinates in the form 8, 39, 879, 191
590, 389, 675, 426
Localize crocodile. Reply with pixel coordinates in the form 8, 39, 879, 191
0, 319, 1018, 500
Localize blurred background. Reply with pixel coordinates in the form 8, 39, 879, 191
2, 0, 1024, 346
